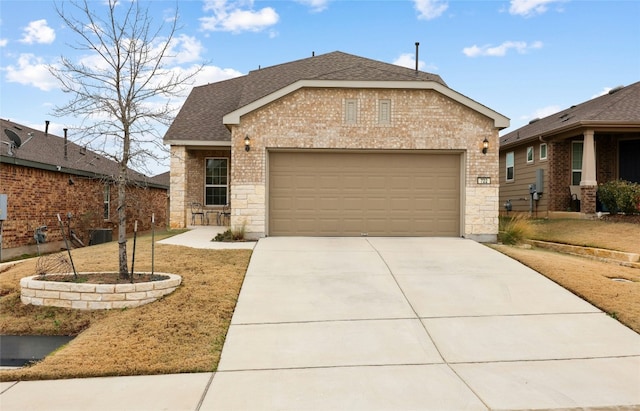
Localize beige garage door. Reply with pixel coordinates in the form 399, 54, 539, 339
269, 151, 461, 236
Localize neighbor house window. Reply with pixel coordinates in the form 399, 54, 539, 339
344, 99, 358, 124
526, 146, 534, 163
572, 141, 583, 185
205, 158, 228, 206
506, 151, 514, 181
378, 99, 391, 124
539, 143, 547, 160
103, 184, 110, 220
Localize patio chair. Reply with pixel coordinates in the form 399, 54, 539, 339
190, 202, 206, 225
217, 204, 231, 226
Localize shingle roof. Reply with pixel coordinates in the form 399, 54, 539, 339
500, 81, 640, 148
0, 118, 167, 189
164, 51, 447, 143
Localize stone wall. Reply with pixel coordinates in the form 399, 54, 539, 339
227, 87, 500, 240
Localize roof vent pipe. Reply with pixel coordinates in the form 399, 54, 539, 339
415, 42, 420, 73
45, 120, 50, 136
63, 128, 68, 160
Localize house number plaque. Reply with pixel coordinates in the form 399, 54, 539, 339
477, 177, 491, 184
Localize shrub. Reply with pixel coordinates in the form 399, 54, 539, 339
498, 214, 533, 245
598, 180, 640, 215
213, 221, 246, 242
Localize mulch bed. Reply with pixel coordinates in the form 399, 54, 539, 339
35, 273, 169, 284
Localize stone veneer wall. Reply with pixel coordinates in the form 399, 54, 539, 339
20, 273, 181, 310
228, 88, 500, 241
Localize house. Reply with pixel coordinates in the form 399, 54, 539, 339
0, 118, 169, 261
499, 81, 640, 216
164, 51, 509, 241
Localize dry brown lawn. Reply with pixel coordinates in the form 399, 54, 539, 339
0, 231, 251, 381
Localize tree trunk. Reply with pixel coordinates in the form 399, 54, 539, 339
117, 167, 128, 279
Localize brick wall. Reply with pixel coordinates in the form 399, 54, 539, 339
1, 163, 168, 259
547, 140, 572, 211
226, 87, 500, 240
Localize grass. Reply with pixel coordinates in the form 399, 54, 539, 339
498, 214, 534, 245
527, 218, 639, 253
0, 230, 251, 381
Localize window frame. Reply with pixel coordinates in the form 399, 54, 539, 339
526, 146, 534, 164
506, 151, 515, 182
539, 143, 547, 160
571, 141, 583, 185
204, 157, 229, 206
103, 184, 110, 220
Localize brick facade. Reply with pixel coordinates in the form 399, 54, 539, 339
222, 88, 500, 241
1, 163, 168, 260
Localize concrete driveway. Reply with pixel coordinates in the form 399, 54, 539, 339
204, 237, 640, 410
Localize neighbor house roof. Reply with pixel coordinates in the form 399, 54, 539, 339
0, 118, 168, 189
164, 51, 509, 145
500, 81, 640, 149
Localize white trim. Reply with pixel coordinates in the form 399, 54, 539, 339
526, 146, 534, 164
222, 80, 510, 129
165, 140, 231, 147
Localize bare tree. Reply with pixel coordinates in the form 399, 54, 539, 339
51, 0, 201, 278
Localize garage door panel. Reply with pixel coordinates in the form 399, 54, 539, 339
269, 151, 460, 236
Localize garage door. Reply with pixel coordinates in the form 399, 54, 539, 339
269, 151, 461, 236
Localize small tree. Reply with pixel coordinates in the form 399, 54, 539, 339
51, 0, 201, 278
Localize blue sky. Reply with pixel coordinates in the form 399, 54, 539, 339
1, 0, 639, 175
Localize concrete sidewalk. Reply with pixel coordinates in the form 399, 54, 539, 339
1, 237, 639, 410
157, 225, 256, 250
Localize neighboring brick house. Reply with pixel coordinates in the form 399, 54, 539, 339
0, 118, 169, 261
499, 81, 640, 216
164, 51, 509, 241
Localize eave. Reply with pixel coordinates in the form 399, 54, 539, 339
222, 79, 510, 130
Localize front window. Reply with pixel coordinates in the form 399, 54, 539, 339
539, 143, 547, 160
103, 184, 110, 220
205, 158, 228, 206
526, 146, 534, 163
572, 141, 583, 185
506, 151, 514, 181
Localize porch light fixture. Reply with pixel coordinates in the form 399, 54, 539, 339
482, 137, 489, 154
244, 135, 251, 152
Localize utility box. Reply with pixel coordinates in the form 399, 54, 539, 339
536, 169, 544, 194
89, 229, 113, 245
0, 194, 7, 221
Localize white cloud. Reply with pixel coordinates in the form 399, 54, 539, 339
200, 0, 279, 33
0, 38, 7, 47
193, 65, 243, 86
592, 86, 614, 99
296, 0, 330, 12
4, 53, 58, 91
393, 53, 426, 71
520, 105, 561, 123
164, 34, 205, 65
414, 0, 448, 20
463, 40, 542, 57
20, 19, 56, 44
509, 0, 564, 17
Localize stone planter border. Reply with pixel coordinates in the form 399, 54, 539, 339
20, 272, 182, 310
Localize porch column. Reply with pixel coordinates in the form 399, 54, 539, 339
169, 145, 188, 228
580, 130, 597, 213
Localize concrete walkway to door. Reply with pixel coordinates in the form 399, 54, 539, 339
204, 237, 640, 410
